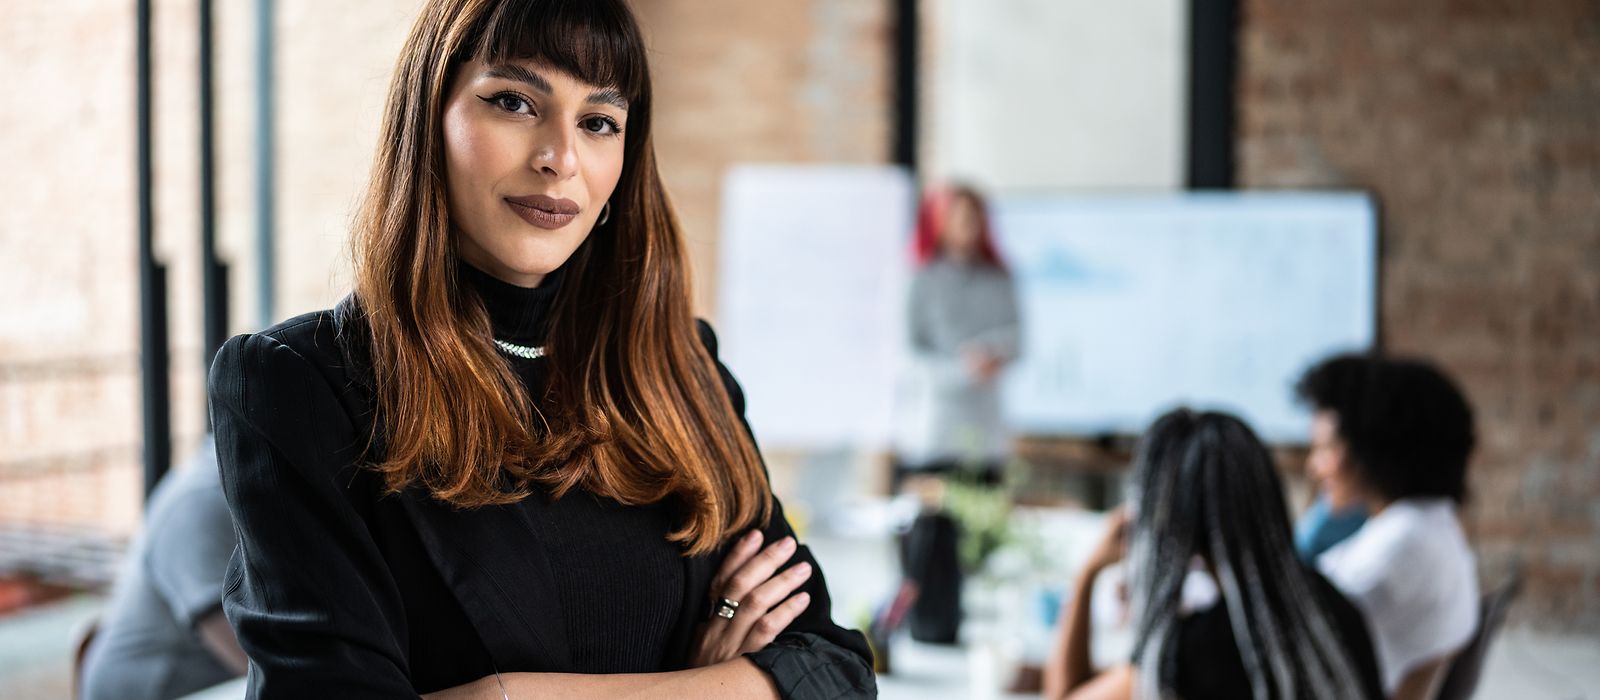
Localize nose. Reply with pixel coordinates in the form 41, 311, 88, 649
530, 126, 578, 180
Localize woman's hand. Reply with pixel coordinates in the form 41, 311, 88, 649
688, 530, 814, 667
1084, 506, 1129, 575
963, 348, 1005, 383
1046, 506, 1133, 700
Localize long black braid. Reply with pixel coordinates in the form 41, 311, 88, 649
1125, 409, 1366, 700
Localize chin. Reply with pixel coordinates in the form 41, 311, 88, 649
1325, 491, 1358, 514
503, 253, 563, 276
493, 236, 583, 280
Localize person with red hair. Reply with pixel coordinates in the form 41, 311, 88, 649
893, 184, 1021, 491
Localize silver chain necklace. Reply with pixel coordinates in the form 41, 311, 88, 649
492, 339, 546, 360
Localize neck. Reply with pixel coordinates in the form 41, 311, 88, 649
458, 258, 564, 345
459, 243, 548, 289
1364, 493, 1393, 516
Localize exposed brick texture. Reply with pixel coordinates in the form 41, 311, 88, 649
0, 0, 889, 547
1239, 0, 1600, 631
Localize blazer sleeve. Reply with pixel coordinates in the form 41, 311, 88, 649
209, 327, 419, 699
696, 321, 878, 700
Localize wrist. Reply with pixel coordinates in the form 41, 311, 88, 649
1078, 560, 1109, 584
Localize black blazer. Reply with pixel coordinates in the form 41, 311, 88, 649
208, 300, 875, 698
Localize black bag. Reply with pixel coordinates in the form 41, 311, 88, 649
899, 510, 963, 644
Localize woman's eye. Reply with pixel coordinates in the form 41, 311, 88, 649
497, 95, 531, 113
582, 116, 622, 136
478, 93, 532, 115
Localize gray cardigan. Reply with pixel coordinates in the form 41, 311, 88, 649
896, 257, 1021, 465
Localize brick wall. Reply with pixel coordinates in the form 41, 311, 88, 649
0, 1, 201, 536
1239, 0, 1600, 631
630, 0, 893, 316
0, 0, 422, 541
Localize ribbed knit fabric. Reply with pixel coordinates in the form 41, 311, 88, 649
530, 492, 684, 673
462, 260, 685, 674
457, 259, 563, 345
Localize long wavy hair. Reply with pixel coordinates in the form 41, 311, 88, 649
349, 0, 770, 556
1125, 409, 1365, 700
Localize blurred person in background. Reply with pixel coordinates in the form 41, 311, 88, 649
1295, 488, 1369, 562
80, 435, 247, 699
1296, 354, 1480, 699
892, 183, 1021, 492
1044, 409, 1384, 700
208, 1, 872, 698
883, 184, 1020, 648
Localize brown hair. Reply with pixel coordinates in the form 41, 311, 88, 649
350, 0, 770, 555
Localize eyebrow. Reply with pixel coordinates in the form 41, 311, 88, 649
484, 63, 629, 112
586, 86, 629, 112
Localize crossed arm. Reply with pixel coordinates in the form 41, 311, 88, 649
423, 530, 812, 700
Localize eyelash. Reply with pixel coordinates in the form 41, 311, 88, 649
583, 115, 624, 137
477, 92, 624, 138
479, 91, 533, 115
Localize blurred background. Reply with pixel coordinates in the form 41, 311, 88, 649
1, 1, 1597, 698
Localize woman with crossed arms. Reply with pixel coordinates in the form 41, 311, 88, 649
209, 1, 873, 697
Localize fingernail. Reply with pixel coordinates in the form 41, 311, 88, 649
746, 530, 762, 545
794, 562, 813, 577
781, 536, 796, 550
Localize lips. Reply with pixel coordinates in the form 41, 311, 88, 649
504, 194, 580, 230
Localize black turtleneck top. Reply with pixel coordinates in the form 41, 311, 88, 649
458, 261, 685, 674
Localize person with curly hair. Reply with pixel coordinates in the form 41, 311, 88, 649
1296, 354, 1480, 699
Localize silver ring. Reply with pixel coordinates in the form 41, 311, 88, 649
715, 597, 740, 619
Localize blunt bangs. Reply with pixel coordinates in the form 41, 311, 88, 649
466, 0, 647, 106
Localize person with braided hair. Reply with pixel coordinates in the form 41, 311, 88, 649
1044, 409, 1385, 700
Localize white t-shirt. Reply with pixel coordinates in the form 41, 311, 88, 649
1318, 497, 1479, 693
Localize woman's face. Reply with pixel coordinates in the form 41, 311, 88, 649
442, 57, 629, 288
939, 194, 982, 259
1308, 410, 1362, 511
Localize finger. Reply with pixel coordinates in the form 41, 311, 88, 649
741, 592, 812, 654
722, 536, 797, 604
723, 560, 812, 644
710, 530, 764, 599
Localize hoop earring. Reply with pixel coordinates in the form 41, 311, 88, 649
597, 202, 611, 227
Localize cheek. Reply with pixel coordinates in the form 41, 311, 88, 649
444, 112, 527, 202
1324, 461, 1358, 498
1308, 449, 1333, 477
442, 112, 483, 209
582, 144, 626, 203
446, 127, 497, 191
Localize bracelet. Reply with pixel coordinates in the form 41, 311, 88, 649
491, 664, 510, 700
